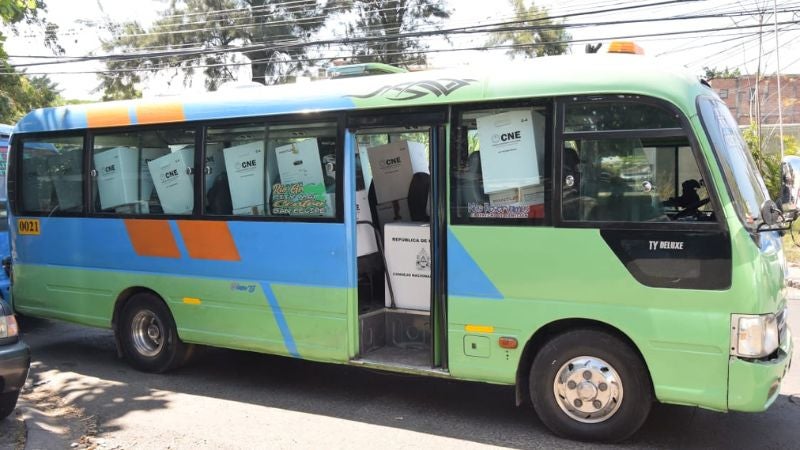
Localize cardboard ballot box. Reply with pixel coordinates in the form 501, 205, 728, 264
224, 141, 265, 215
148, 148, 194, 214
476, 110, 540, 194
356, 189, 378, 256
94, 147, 169, 210
367, 140, 428, 204
275, 139, 325, 186
384, 222, 431, 311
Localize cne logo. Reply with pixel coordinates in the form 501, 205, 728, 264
379, 156, 402, 170
160, 168, 179, 183
491, 130, 522, 144
103, 164, 116, 173
241, 160, 257, 169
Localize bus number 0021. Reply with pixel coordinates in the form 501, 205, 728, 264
18, 219, 41, 235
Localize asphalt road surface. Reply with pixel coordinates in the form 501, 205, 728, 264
0, 295, 797, 450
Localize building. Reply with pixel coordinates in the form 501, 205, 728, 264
709, 74, 800, 155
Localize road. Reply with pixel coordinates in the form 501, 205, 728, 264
0, 295, 797, 450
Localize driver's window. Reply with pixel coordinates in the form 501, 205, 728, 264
562, 99, 715, 223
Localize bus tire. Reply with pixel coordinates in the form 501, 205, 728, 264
118, 292, 190, 373
529, 329, 652, 442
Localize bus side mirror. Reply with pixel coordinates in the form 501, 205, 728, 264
760, 200, 781, 226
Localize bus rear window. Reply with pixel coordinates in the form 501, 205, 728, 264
19, 135, 84, 214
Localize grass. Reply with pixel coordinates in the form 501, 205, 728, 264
782, 221, 800, 264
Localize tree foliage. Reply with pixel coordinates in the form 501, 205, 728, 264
338, 0, 449, 67
99, 0, 330, 99
0, 0, 62, 123
703, 66, 741, 80
743, 121, 800, 201
486, 0, 569, 59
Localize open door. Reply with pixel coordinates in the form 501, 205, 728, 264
347, 109, 447, 372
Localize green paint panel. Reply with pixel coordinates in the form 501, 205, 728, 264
13, 264, 350, 363
447, 226, 740, 409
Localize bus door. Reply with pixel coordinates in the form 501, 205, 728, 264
346, 109, 448, 372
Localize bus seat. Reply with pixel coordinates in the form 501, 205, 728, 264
206, 172, 232, 215
460, 151, 488, 207
408, 172, 430, 222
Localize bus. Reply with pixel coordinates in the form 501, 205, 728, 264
6, 46, 793, 442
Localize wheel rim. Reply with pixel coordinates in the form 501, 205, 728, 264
130, 310, 165, 357
553, 356, 623, 423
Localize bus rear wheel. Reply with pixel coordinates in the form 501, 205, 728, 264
529, 329, 652, 442
118, 292, 190, 373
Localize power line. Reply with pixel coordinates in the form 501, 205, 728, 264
9, 7, 799, 70
6, 20, 798, 77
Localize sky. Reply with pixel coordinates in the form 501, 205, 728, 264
3, 0, 798, 100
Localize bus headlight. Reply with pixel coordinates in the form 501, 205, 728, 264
731, 313, 779, 358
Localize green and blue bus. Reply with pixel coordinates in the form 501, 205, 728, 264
7, 46, 793, 442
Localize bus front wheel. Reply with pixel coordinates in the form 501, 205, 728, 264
529, 329, 652, 442
118, 292, 190, 373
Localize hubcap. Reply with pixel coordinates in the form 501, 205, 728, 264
553, 356, 623, 423
131, 310, 164, 357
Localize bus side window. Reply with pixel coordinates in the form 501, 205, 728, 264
19, 136, 84, 215
92, 128, 196, 215
451, 105, 550, 224
562, 100, 714, 223
204, 120, 338, 219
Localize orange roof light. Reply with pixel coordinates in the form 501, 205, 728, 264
608, 41, 645, 55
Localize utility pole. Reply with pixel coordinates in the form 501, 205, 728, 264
774, 0, 785, 161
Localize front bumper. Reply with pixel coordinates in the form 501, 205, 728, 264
728, 326, 793, 412
0, 339, 31, 395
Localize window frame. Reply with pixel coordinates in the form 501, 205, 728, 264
11, 130, 88, 217
197, 112, 344, 223
11, 111, 345, 224
88, 123, 203, 218
449, 99, 554, 227
554, 94, 727, 232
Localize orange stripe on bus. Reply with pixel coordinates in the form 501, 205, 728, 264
177, 221, 241, 261
135, 102, 186, 124
86, 104, 132, 128
124, 220, 181, 258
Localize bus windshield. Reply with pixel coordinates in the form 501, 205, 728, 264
698, 96, 769, 228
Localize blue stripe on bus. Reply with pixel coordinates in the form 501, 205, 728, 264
14, 218, 349, 288
447, 228, 504, 300
182, 96, 354, 123
261, 282, 300, 358
168, 220, 189, 259
15, 107, 89, 133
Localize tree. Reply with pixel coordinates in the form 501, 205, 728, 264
0, 0, 62, 123
702, 66, 741, 80
486, 0, 569, 59
99, 0, 330, 99
337, 0, 450, 68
